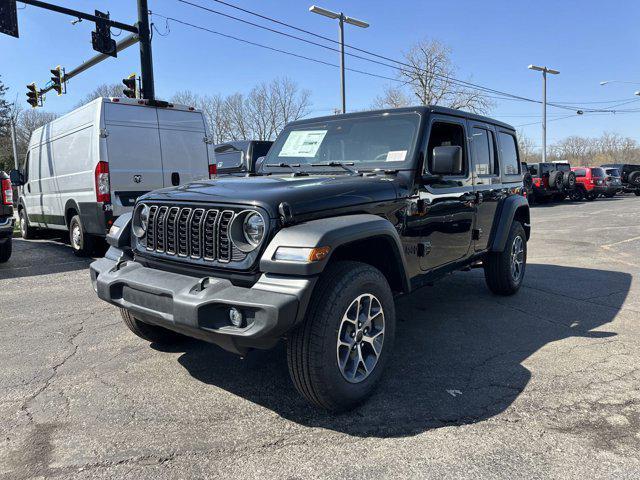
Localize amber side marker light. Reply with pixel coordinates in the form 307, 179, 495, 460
274, 246, 331, 262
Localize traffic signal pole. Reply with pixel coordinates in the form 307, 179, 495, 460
137, 0, 155, 101
7, 1, 156, 102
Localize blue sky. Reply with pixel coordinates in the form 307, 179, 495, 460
2, 0, 639, 150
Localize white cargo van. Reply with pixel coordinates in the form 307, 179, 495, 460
13, 97, 215, 255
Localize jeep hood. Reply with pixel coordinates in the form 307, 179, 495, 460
139, 174, 399, 218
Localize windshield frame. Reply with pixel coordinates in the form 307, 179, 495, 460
263, 111, 424, 174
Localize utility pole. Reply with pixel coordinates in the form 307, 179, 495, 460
10, 116, 19, 170
528, 64, 560, 163
309, 6, 369, 114
137, 0, 155, 100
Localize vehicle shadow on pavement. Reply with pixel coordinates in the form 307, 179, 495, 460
0, 238, 94, 280
162, 263, 631, 438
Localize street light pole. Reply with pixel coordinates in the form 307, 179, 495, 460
309, 5, 369, 114
528, 64, 560, 163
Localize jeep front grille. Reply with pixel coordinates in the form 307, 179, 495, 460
145, 205, 235, 263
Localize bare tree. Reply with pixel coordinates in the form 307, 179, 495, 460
516, 131, 540, 164
375, 39, 493, 114
74, 83, 123, 108
372, 86, 411, 109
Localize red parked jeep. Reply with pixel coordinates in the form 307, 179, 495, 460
570, 167, 606, 201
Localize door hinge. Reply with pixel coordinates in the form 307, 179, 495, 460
203, 136, 214, 144
472, 228, 482, 240
99, 128, 109, 138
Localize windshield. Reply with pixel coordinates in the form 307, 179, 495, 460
264, 113, 421, 172
555, 164, 570, 172
591, 167, 605, 178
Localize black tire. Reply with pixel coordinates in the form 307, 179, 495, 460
549, 170, 563, 190
604, 192, 616, 198
628, 171, 640, 186
522, 172, 533, 191
69, 214, 95, 256
287, 261, 396, 412
120, 308, 185, 344
19, 208, 36, 240
0, 238, 11, 263
569, 188, 583, 201
635, 190, 640, 196
585, 192, 597, 201
564, 171, 577, 189
483, 221, 527, 296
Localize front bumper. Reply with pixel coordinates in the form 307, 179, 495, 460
90, 256, 316, 354
0, 216, 15, 240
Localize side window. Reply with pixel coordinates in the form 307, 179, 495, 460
471, 127, 496, 176
529, 164, 538, 176
214, 145, 244, 169
574, 168, 586, 177
497, 132, 520, 175
427, 121, 467, 175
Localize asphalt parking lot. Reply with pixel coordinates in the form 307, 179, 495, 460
1, 196, 639, 479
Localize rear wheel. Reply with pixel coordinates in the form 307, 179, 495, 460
120, 309, 185, 344
0, 238, 12, 263
287, 261, 395, 411
69, 215, 95, 256
484, 221, 527, 296
634, 190, 640, 196
585, 192, 597, 201
569, 188, 583, 201
19, 208, 36, 239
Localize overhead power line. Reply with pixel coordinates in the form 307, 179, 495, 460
189, 0, 633, 113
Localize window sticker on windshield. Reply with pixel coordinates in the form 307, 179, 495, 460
278, 130, 327, 158
386, 150, 407, 162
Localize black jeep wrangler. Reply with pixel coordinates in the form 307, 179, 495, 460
601, 163, 640, 196
0, 171, 14, 263
90, 107, 530, 411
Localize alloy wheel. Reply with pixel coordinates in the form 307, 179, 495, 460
336, 293, 385, 383
510, 235, 525, 282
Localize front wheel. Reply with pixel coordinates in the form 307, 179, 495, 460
120, 309, 185, 345
287, 261, 396, 412
483, 221, 527, 296
19, 208, 36, 239
634, 190, 640, 196
0, 238, 12, 263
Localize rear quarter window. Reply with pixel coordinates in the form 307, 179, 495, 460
497, 132, 520, 176
573, 168, 587, 177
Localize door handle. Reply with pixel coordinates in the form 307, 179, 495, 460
27, 183, 31, 193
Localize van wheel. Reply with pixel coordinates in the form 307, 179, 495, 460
484, 221, 527, 296
0, 238, 12, 263
120, 309, 185, 344
19, 209, 36, 239
69, 215, 95, 256
287, 261, 396, 412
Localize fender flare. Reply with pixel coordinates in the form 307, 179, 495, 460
260, 214, 411, 291
64, 199, 82, 227
489, 195, 530, 252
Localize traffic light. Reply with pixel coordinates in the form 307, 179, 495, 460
0, 0, 19, 38
91, 10, 116, 57
122, 74, 138, 99
26, 83, 39, 108
50, 66, 64, 96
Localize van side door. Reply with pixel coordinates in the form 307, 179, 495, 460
469, 122, 503, 251
404, 115, 475, 272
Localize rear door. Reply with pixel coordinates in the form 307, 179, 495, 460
157, 109, 209, 187
103, 103, 164, 214
469, 122, 502, 251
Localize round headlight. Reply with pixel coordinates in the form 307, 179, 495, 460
133, 204, 149, 238
243, 212, 265, 246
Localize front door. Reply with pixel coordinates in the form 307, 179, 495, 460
404, 116, 475, 271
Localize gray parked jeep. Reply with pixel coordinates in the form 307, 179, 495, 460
90, 106, 530, 411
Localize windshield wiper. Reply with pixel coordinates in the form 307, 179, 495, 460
265, 162, 308, 176
310, 161, 360, 175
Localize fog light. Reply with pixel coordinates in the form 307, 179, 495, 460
229, 307, 244, 327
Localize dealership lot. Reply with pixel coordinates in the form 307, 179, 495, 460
0, 196, 639, 479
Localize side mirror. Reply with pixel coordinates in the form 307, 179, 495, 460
9, 169, 24, 186
431, 146, 462, 175
254, 156, 266, 174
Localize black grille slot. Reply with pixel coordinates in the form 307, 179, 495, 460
177, 208, 191, 257
190, 209, 205, 258
217, 210, 234, 263
155, 206, 168, 252
165, 207, 179, 255
145, 206, 158, 250
141, 205, 243, 264
203, 210, 219, 260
